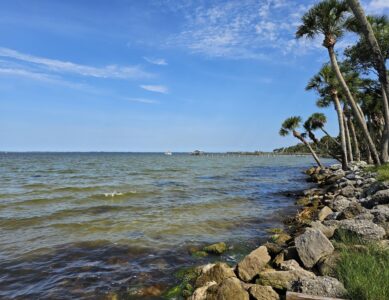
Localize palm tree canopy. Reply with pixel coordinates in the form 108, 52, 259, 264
280, 116, 302, 136
310, 112, 328, 129
296, 0, 349, 47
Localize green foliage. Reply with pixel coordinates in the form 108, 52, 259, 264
365, 163, 389, 181
296, 0, 349, 41
279, 116, 302, 136
335, 242, 389, 300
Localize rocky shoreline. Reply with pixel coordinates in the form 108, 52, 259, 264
180, 161, 389, 300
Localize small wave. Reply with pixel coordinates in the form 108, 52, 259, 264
104, 190, 136, 197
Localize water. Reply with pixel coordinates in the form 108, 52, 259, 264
0, 153, 331, 299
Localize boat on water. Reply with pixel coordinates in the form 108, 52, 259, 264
164, 151, 172, 156
191, 150, 204, 156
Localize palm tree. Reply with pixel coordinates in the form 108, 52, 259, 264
306, 64, 348, 169
346, 9, 389, 162
280, 116, 324, 168
296, 0, 381, 165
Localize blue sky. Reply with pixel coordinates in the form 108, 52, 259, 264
1, 0, 388, 152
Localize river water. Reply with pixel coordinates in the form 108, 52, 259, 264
0, 153, 332, 299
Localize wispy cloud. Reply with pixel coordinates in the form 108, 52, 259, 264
164, 0, 319, 60
140, 84, 169, 94
0, 47, 152, 79
143, 56, 168, 66
126, 97, 159, 104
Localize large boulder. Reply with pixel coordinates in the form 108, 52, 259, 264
317, 253, 341, 277
337, 219, 386, 241
340, 185, 356, 198
207, 277, 249, 300
195, 263, 236, 287
256, 268, 315, 291
249, 285, 280, 300
295, 229, 334, 268
293, 276, 347, 298
236, 246, 271, 282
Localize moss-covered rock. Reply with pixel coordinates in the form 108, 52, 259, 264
203, 242, 227, 255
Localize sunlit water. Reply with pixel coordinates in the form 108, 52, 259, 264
0, 153, 333, 299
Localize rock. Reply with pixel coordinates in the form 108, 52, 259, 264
310, 221, 336, 238
196, 263, 216, 275
279, 259, 303, 271
195, 263, 236, 288
189, 281, 217, 300
295, 229, 334, 268
249, 285, 280, 300
264, 242, 283, 257
354, 212, 374, 221
338, 202, 365, 220
317, 253, 341, 277
256, 268, 315, 291
363, 182, 389, 197
337, 219, 386, 241
203, 242, 227, 255
371, 205, 389, 223
363, 189, 389, 209
340, 185, 356, 197
207, 277, 249, 300
318, 206, 333, 221
271, 233, 292, 245
272, 252, 284, 267
283, 246, 300, 262
293, 276, 347, 298
236, 246, 271, 282
377, 239, 389, 250
331, 196, 351, 212
329, 164, 342, 171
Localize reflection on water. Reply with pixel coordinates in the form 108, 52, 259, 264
0, 153, 332, 299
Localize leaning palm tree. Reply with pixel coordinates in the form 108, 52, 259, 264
280, 116, 324, 168
296, 0, 381, 165
306, 64, 348, 169
346, 9, 389, 162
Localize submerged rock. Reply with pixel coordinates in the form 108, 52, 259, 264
203, 242, 227, 255
236, 246, 271, 282
249, 285, 280, 300
295, 229, 334, 268
293, 276, 347, 298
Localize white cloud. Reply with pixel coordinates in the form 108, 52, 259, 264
166, 0, 320, 60
0, 47, 152, 79
143, 56, 168, 66
140, 84, 169, 94
126, 97, 159, 104
366, 0, 389, 14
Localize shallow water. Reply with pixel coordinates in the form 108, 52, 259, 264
0, 153, 332, 299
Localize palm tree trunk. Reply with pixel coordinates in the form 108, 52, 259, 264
343, 113, 354, 162
346, 0, 389, 163
327, 46, 381, 165
333, 95, 348, 170
349, 118, 361, 161
319, 127, 340, 146
293, 130, 324, 168
380, 87, 389, 162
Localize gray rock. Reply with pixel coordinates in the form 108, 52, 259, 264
331, 196, 351, 212
195, 263, 236, 287
371, 205, 389, 223
256, 268, 315, 291
236, 246, 271, 282
293, 276, 347, 298
317, 253, 341, 277
203, 242, 227, 254
329, 164, 342, 171
340, 185, 356, 197
363, 182, 389, 197
338, 202, 365, 220
337, 219, 386, 241
310, 221, 336, 238
249, 285, 280, 300
295, 229, 334, 268
189, 281, 217, 300
367, 189, 389, 208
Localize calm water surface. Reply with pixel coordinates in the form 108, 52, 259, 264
0, 153, 332, 299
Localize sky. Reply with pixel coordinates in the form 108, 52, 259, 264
0, 0, 388, 152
